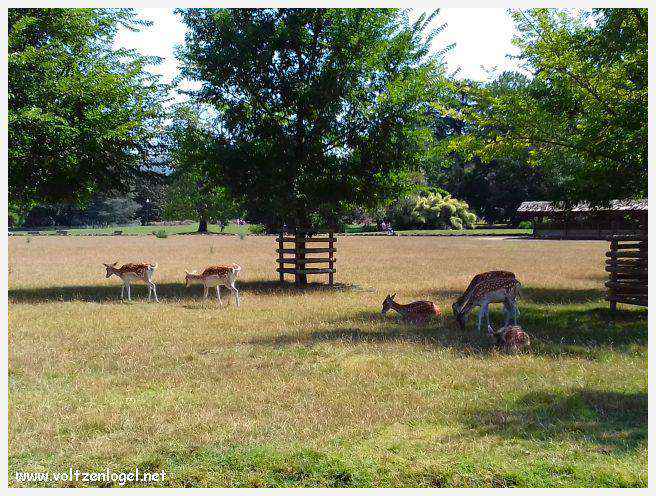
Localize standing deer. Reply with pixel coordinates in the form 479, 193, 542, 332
103, 262, 159, 302
454, 274, 521, 334
452, 270, 516, 318
381, 294, 441, 325
184, 264, 241, 306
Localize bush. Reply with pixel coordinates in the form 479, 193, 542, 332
154, 229, 168, 239
449, 216, 463, 230
518, 220, 533, 230
248, 224, 266, 235
387, 190, 477, 230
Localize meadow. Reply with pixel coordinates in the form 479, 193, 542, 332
8, 234, 646, 487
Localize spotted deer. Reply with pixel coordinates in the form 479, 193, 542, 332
185, 264, 241, 306
490, 325, 531, 352
454, 274, 521, 333
103, 262, 159, 302
381, 293, 441, 325
452, 270, 516, 318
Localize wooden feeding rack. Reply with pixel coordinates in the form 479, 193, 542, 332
605, 233, 647, 311
276, 230, 336, 285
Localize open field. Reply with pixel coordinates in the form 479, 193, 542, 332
9, 235, 646, 487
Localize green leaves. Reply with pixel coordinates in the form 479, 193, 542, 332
444, 9, 647, 207
9, 8, 167, 214
177, 8, 449, 229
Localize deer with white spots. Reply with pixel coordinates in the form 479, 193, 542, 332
453, 272, 521, 334
103, 262, 159, 302
185, 264, 241, 306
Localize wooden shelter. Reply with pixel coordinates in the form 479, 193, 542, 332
517, 199, 647, 240
276, 230, 336, 286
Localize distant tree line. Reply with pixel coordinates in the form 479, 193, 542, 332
9, 8, 647, 231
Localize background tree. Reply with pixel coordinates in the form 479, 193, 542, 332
441, 8, 647, 207
177, 8, 449, 232
9, 8, 167, 218
164, 107, 244, 233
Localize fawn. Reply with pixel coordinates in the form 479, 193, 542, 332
103, 262, 159, 302
185, 264, 242, 306
381, 293, 441, 325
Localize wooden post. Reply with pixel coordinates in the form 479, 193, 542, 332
278, 231, 284, 283
328, 231, 334, 286
294, 230, 307, 286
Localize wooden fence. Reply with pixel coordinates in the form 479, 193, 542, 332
605, 233, 647, 311
276, 230, 336, 285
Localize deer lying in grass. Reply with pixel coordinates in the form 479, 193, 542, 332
490, 325, 531, 352
454, 274, 521, 334
103, 262, 159, 302
185, 264, 242, 306
381, 293, 441, 325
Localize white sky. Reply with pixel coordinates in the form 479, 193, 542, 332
114, 8, 521, 99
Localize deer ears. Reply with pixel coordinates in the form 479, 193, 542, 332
386, 293, 396, 300
391, 293, 397, 299
103, 262, 117, 268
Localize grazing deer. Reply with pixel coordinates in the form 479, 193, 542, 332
490, 325, 531, 352
452, 270, 516, 318
381, 293, 441, 325
103, 262, 159, 302
454, 275, 521, 333
185, 264, 242, 306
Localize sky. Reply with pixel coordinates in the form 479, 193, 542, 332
114, 8, 522, 99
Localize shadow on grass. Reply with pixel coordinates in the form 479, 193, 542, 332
8, 280, 359, 304
415, 286, 606, 305
467, 389, 647, 454
249, 305, 647, 359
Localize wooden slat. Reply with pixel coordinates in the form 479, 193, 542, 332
276, 236, 337, 243
277, 258, 336, 264
605, 282, 647, 293
606, 251, 648, 259
613, 242, 647, 250
276, 268, 336, 275
608, 234, 648, 242
606, 296, 648, 306
277, 248, 336, 254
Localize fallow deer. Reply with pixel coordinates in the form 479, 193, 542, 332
185, 264, 242, 306
103, 262, 159, 302
455, 275, 521, 333
452, 270, 516, 318
490, 325, 531, 352
381, 293, 441, 325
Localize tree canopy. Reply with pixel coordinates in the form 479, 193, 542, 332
9, 8, 167, 216
439, 8, 647, 207
177, 8, 449, 230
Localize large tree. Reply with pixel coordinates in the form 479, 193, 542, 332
177, 8, 448, 231
9, 8, 167, 217
442, 8, 647, 207
164, 107, 244, 233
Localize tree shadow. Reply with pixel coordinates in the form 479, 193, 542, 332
414, 286, 607, 305
8, 280, 360, 304
247, 305, 646, 359
467, 389, 647, 454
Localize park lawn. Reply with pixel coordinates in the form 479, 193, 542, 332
9, 222, 256, 236
8, 235, 646, 487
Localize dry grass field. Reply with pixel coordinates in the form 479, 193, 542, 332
9, 235, 647, 487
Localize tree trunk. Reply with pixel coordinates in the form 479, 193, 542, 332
198, 216, 208, 233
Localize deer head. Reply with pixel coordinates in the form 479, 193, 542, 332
103, 262, 118, 278
381, 293, 397, 316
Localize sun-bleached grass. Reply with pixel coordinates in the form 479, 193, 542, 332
8, 235, 646, 487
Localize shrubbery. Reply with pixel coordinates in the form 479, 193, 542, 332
387, 190, 477, 230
